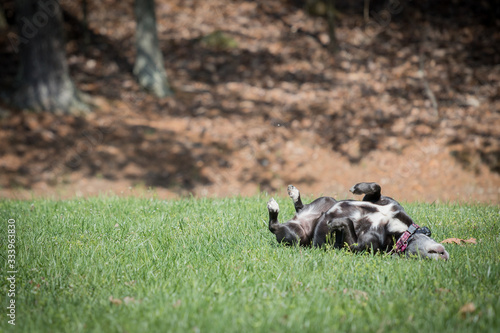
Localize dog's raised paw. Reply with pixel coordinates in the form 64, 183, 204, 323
287, 185, 300, 201
350, 182, 381, 195
267, 198, 279, 213
349, 185, 359, 194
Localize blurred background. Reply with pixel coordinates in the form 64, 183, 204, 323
0, 0, 499, 202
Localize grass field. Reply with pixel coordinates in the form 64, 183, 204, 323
1, 195, 499, 332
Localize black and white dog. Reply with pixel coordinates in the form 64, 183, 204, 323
267, 183, 449, 260
267, 185, 338, 247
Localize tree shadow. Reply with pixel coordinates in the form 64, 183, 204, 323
0, 112, 238, 191
0, 0, 498, 195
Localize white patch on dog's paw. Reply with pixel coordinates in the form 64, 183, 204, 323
267, 198, 279, 213
287, 185, 300, 201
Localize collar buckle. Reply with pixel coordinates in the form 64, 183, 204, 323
395, 223, 420, 253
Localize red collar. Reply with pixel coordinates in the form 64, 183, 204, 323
395, 223, 420, 253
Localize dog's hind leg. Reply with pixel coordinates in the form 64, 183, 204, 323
267, 198, 280, 233
287, 185, 304, 212
333, 229, 345, 249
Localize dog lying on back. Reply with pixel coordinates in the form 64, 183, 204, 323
267, 182, 402, 247
267, 183, 449, 260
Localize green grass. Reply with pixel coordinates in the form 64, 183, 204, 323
0, 195, 499, 333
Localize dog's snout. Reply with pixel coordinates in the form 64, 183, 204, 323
428, 244, 449, 260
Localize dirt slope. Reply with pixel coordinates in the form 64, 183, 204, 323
0, 0, 499, 203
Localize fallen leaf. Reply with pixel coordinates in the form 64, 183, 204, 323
123, 296, 136, 305
343, 288, 368, 301
441, 238, 477, 245
458, 302, 476, 318
435, 288, 451, 294
109, 295, 140, 305
441, 238, 461, 244
114, 223, 119, 228
109, 296, 122, 305
463, 238, 477, 244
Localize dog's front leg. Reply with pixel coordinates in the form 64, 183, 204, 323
312, 213, 329, 248
312, 214, 349, 249
349, 231, 382, 253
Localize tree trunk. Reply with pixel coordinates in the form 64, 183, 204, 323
0, 3, 7, 30
13, 0, 88, 113
326, 0, 339, 54
134, 0, 173, 97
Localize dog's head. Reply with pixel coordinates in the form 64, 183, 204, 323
405, 233, 449, 260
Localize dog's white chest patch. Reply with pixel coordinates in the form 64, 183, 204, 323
386, 218, 409, 233
367, 211, 389, 229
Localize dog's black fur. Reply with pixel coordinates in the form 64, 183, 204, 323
267, 183, 448, 260
267, 185, 340, 247
267, 183, 394, 248
322, 199, 449, 259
